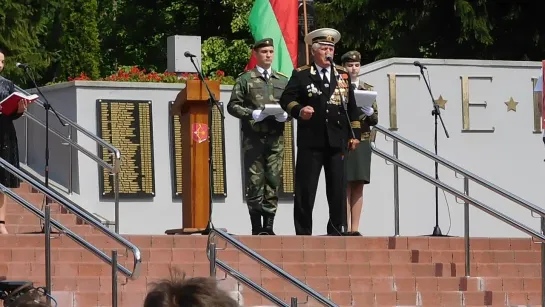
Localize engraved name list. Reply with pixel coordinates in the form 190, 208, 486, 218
96, 99, 156, 199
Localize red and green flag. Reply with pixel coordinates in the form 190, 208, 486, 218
245, 0, 299, 76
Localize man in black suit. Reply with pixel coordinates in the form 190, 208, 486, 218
278, 28, 362, 236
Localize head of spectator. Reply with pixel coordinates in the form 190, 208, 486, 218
144, 269, 239, 307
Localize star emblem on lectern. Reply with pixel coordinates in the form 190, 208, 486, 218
434, 95, 447, 110
505, 97, 518, 112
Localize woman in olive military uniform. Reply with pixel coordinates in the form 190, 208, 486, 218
342, 51, 378, 236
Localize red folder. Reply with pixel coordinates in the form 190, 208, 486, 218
0, 92, 38, 116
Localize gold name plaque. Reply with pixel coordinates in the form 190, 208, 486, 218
96, 99, 156, 198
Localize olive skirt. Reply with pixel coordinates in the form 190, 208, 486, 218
345, 140, 372, 184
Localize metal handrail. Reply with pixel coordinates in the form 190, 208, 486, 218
207, 228, 337, 307
24, 112, 114, 171
370, 124, 545, 306
18, 166, 102, 225
371, 125, 545, 218
15, 85, 122, 232
370, 137, 545, 239
0, 157, 141, 279
15, 85, 120, 158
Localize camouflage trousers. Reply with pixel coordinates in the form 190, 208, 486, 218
243, 134, 285, 216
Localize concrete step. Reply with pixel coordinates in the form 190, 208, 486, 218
1, 181, 544, 307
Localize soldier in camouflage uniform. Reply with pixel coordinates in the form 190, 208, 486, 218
227, 38, 289, 235
341, 50, 379, 236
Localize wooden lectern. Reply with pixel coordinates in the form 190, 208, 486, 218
166, 79, 220, 235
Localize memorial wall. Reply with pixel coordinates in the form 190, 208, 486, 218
15, 58, 545, 238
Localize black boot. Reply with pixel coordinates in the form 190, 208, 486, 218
250, 212, 263, 235
262, 214, 276, 235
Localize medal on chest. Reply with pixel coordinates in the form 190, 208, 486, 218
307, 83, 322, 97
327, 71, 349, 105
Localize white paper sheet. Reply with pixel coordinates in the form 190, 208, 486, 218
261, 104, 284, 116
354, 90, 377, 108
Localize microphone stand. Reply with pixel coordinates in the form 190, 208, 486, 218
417, 64, 450, 237
20, 65, 66, 301
328, 58, 351, 235
328, 59, 355, 140
188, 56, 224, 235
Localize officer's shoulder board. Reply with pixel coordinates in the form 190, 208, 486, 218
296, 65, 310, 72
362, 81, 374, 90
237, 70, 249, 78
236, 70, 254, 82
275, 71, 288, 78
335, 64, 347, 72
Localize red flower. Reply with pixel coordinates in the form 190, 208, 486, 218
64, 65, 234, 85
68, 72, 91, 81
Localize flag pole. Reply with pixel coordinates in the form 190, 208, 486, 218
303, 0, 309, 65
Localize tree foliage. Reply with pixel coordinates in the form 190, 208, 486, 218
57, 0, 101, 80
201, 37, 251, 77
315, 0, 493, 61
2, 0, 545, 87
0, 0, 54, 85
221, 0, 254, 34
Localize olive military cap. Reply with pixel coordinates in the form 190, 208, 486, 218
253, 38, 274, 50
341, 51, 361, 64
304, 28, 341, 46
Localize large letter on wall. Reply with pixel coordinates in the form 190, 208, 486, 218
532, 77, 542, 134
461, 76, 495, 133
387, 73, 421, 131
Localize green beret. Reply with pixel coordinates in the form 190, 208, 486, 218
253, 38, 274, 50
341, 51, 361, 64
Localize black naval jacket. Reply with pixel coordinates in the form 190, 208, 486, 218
279, 63, 361, 150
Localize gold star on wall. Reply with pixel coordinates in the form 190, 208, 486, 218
505, 97, 518, 112
435, 95, 447, 109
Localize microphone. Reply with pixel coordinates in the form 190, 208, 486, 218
16, 62, 29, 69
413, 61, 427, 70
326, 54, 333, 63
184, 51, 196, 58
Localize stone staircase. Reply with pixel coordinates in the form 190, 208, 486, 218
0, 184, 543, 306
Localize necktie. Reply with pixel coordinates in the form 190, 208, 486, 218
350, 83, 356, 91
263, 70, 269, 80
321, 68, 329, 84
321, 68, 330, 95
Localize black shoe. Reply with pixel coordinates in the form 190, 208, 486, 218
350, 231, 362, 236
250, 212, 263, 235
326, 224, 349, 236
262, 214, 276, 235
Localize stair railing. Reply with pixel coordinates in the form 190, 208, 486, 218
0, 157, 141, 307
14, 85, 122, 233
207, 228, 338, 307
370, 124, 545, 306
